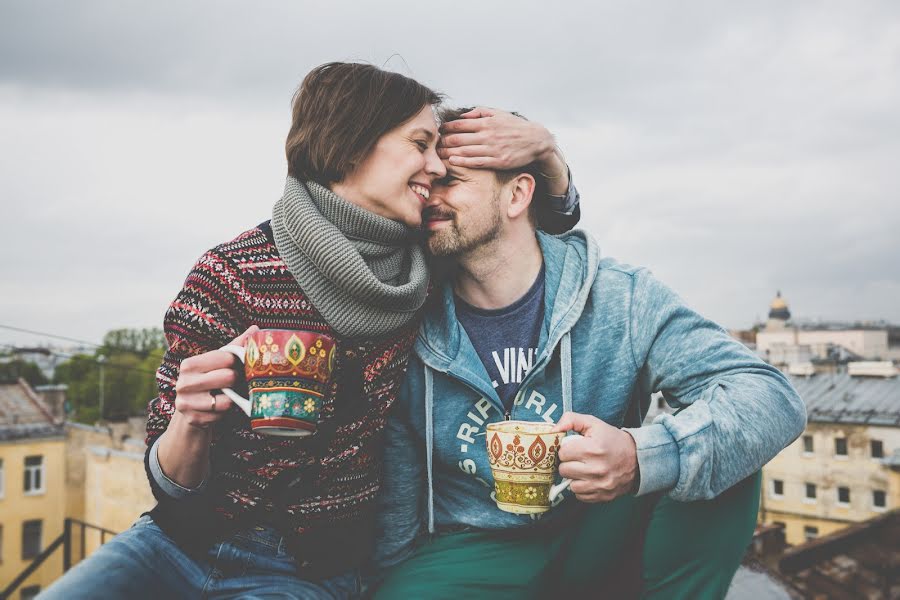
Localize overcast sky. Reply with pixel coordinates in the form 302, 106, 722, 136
1, 1, 899, 348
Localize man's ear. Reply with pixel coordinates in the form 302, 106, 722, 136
506, 173, 536, 220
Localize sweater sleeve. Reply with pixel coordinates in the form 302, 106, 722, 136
144, 247, 250, 500
623, 269, 806, 501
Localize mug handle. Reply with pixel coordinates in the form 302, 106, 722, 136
548, 434, 578, 502
217, 344, 253, 417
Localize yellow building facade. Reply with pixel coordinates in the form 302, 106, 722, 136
63, 421, 154, 565
0, 381, 67, 597
759, 375, 900, 546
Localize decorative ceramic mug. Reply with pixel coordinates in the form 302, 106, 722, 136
219, 329, 336, 437
485, 420, 573, 514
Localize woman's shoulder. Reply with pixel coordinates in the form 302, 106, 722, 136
208, 220, 276, 258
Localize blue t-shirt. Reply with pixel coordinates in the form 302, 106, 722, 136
455, 264, 546, 411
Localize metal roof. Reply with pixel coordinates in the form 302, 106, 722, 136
788, 373, 900, 426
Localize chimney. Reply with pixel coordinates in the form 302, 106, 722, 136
34, 384, 68, 420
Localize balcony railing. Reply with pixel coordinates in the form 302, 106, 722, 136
1, 518, 117, 600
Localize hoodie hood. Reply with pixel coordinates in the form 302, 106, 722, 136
416, 230, 600, 382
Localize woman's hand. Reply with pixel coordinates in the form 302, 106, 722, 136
438, 107, 569, 196
173, 325, 258, 430
158, 326, 258, 489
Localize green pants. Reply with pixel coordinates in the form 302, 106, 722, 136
375, 472, 761, 600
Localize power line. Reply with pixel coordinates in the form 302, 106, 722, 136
1, 344, 160, 376
0, 323, 166, 359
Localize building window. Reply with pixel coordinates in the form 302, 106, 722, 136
770, 479, 784, 498
873, 490, 887, 510
802, 435, 814, 455
871, 440, 884, 459
803, 525, 819, 541
837, 487, 851, 506
20, 586, 41, 600
0, 524, 4, 562
22, 520, 42, 560
23, 456, 45, 495
835, 438, 848, 457
804, 483, 817, 502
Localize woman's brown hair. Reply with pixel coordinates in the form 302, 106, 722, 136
286, 62, 443, 186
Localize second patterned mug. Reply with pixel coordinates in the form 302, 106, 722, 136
485, 420, 573, 514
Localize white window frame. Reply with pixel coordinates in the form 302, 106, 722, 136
836, 486, 851, 507
23, 455, 46, 496
769, 479, 784, 499
803, 482, 817, 504
801, 435, 814, 457
872, 490, 887, 512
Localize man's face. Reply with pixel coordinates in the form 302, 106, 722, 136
423, 163, 505, 257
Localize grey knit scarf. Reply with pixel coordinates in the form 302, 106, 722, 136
271, 176, 429, 338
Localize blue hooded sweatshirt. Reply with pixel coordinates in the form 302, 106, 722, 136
375, 230, 806, 570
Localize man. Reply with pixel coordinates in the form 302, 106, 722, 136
373, 108, 806, 598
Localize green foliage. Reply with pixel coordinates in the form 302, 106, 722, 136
53, 327, 166, 423
101, 328, 167, 358
0, 358, 49, 386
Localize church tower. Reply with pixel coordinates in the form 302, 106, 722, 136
766, 290, 791, 331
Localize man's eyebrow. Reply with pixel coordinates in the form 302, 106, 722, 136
410, 127, 435, 141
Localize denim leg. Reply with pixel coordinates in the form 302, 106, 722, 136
205, 529, 361, 600
38, 515, 207, 600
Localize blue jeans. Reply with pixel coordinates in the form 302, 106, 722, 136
39, 515, 361, 599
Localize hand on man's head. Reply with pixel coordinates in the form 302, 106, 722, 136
552, 412, 640, 503
439, 106, 556, 171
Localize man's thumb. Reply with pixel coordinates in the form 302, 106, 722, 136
552, 411, 599, 435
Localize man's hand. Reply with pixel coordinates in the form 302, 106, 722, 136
439, 107, 569, 197
552, 412, 639, 503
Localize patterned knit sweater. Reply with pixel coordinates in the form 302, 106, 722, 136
144, 221, 420, 578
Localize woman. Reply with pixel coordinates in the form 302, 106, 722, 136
41, 62, 577, 599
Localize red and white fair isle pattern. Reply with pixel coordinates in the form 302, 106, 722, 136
146, 222, 418, 548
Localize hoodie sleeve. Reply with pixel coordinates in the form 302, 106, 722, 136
623, 269, 806, 501
371, 367, 427, 575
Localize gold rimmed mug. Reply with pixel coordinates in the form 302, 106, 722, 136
485, 420, 573, 514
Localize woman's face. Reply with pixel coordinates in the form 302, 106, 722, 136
333, 105, 446, 228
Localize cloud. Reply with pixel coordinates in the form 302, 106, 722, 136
1, 1, 899, 344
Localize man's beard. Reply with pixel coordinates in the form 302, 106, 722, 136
425, 192, 502, 257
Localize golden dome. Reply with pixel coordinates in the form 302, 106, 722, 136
768, 291, 790, 321
770, 293, 787, 310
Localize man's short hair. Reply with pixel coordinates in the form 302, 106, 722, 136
438, 107, 549, 224
286, 62, 443, 186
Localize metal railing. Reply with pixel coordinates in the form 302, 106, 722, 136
1, 518, 118, 600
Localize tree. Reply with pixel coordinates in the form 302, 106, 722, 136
53, 327, 166, 423
0, 359, 49, 387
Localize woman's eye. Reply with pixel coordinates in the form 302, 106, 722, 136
416, 140, 429, 151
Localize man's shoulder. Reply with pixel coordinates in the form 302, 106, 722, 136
593, 257, 650, 295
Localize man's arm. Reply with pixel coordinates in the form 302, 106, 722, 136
555, 269, 806, 504
624, 269, 807, 501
